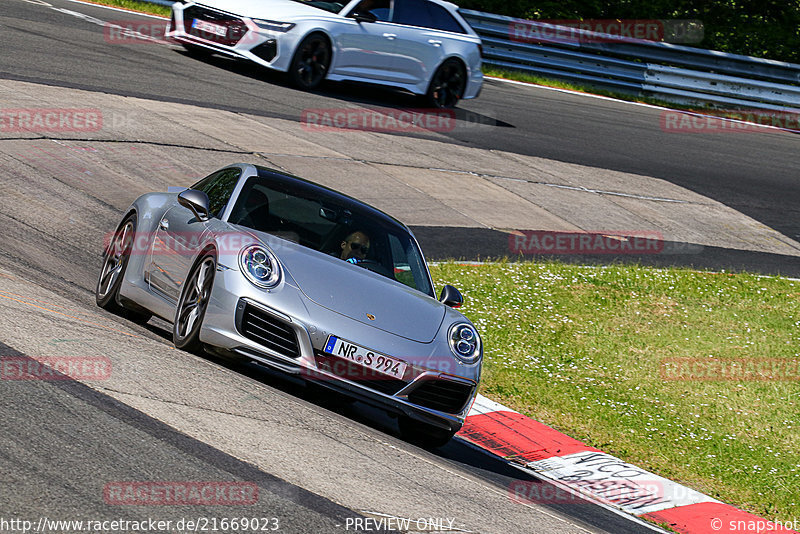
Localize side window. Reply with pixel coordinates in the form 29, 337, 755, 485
190, 168, 241, 218
348, 0, 391, 22
426, 3, 466, 33
393, 0, 466, 33
392, 0, 432, 28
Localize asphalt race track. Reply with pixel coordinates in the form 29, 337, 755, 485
3, 0, 800, 253
0, 0, 798, 532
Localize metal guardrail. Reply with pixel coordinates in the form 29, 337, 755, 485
142, 1, 800, 110
461, 9, 800, 111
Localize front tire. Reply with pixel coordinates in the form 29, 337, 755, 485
398, 416, 456, 448
288, 33, 331, 90
173, 253, 216, 352
96, 216, 152, 323
426, 58, 466, 109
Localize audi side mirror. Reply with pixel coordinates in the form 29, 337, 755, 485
351, 11, 377, 23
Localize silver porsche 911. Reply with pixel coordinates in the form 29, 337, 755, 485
96, 164, 482, 446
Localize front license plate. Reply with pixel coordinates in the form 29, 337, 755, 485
323, 336, 407, 379
192, 19, 228, 37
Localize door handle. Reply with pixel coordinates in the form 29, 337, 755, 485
159, 219, 169, 230
382, 33, 396, 40
428, 39, 442, 46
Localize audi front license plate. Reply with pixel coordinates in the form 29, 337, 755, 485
323, 336, 407, 379
192, 19, 228, 37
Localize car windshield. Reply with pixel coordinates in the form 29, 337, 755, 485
289, 0, 346, 13
227, 175, 434, 296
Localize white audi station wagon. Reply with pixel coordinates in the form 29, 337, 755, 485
168, 0, 483, 107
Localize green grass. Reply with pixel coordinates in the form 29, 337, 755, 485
79, 0, 171, 17
430, 260, 800, 518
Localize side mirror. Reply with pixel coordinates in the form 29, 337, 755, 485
439, 284, 463, 308
178, 189, 210, 222
351, 10, 377, 23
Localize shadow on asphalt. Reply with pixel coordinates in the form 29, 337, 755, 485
176, 49, 513, 129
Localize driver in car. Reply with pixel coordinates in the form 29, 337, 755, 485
340, 231, 370, 263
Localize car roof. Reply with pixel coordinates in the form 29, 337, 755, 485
252, 165, 410, 233
427, 0, 461, 12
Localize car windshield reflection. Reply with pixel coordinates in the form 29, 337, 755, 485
227, 175, 433, 296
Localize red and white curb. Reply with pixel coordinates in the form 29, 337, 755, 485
457, 395, 798, 533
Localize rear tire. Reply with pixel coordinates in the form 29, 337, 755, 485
398, 416, 456, 448
425, 58, 466, 109
96, 215, 152, 323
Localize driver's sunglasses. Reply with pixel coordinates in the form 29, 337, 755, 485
348, 242, 369, 254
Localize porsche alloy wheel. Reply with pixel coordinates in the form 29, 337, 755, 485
174, 253, 216, 352
289, 33, 331, 90
426, 59, 466, 109
96, 216, 151, 323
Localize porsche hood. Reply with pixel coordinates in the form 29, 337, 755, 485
269, 239, 446, 343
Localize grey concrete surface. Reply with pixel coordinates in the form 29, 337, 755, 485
0, 267, 624, 534
1, 79, 797, 262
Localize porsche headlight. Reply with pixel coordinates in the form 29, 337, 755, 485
251, 19, 295, 32
239, 245, 281, 288
449, 323, 481, 363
